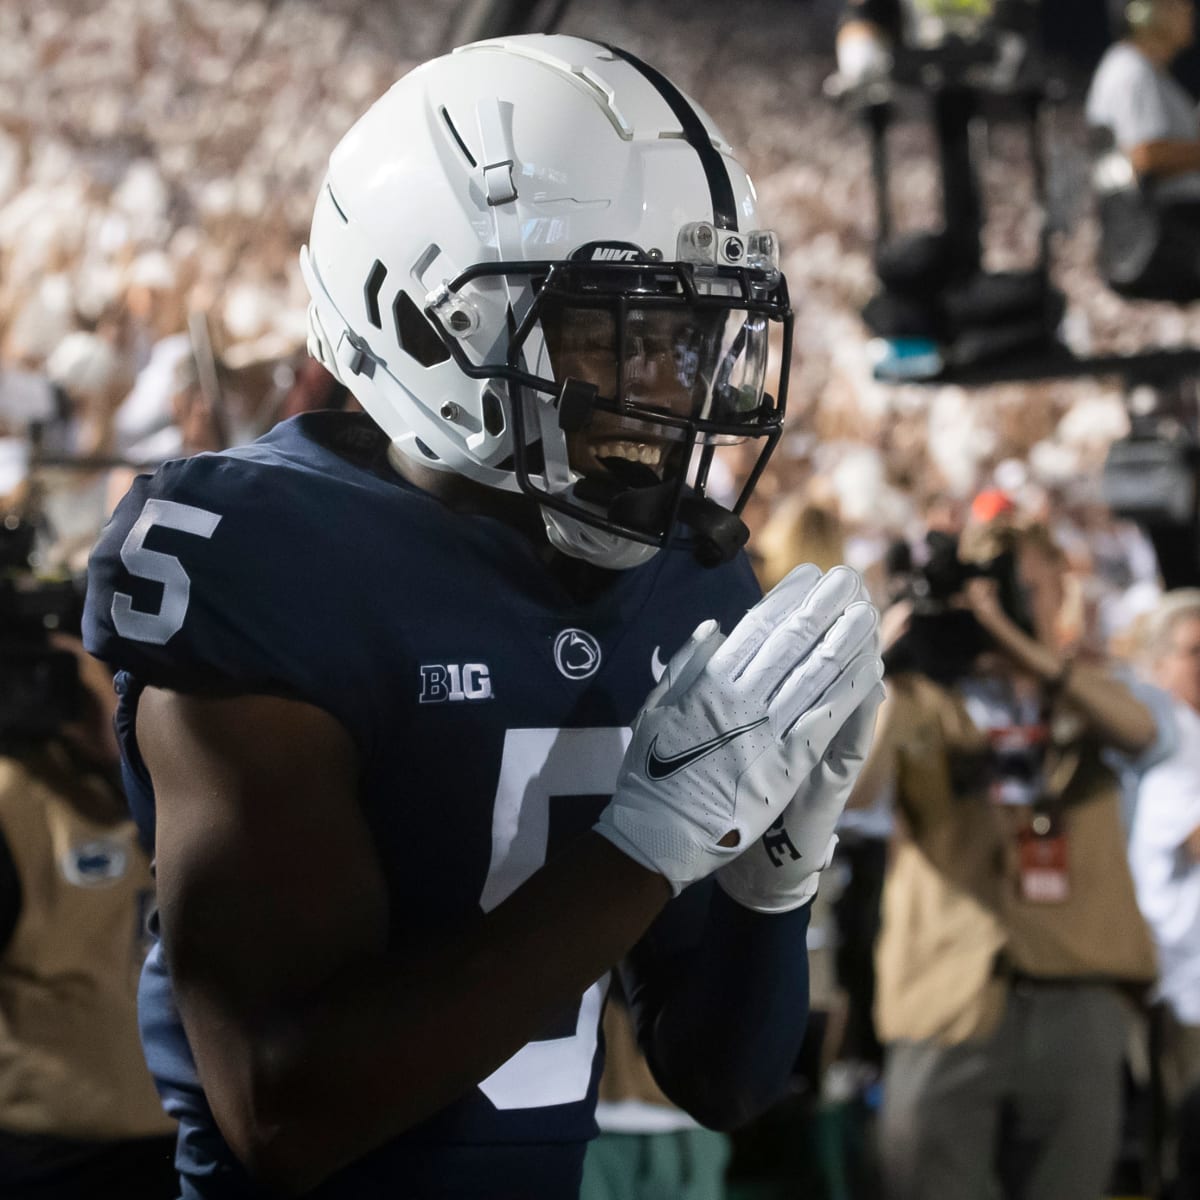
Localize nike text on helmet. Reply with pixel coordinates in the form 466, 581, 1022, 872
300, 34, 792, 569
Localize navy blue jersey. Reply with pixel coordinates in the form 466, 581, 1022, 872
84, 412, 762, 1199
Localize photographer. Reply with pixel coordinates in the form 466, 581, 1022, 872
0, 575, 176, 1197
862, 521, 1165, 1200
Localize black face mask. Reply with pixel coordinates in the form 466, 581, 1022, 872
428, 251, 792, 565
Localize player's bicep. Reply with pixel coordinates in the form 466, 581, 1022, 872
136, 688, 387, 1043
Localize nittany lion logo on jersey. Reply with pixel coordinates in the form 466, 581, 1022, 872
554, 629, 601, 680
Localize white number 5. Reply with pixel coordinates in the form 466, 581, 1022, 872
111, 498, 221, 645
478, 726, 631, 1111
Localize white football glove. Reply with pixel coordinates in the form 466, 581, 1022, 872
716, 680, 884, 912
594, 565, 882, 896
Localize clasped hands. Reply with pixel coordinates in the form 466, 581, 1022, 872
595, 564, 884, 911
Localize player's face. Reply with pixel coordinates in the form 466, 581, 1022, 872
544, 306, 717, 483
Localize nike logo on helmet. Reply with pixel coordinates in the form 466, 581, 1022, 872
591, 247, 640, 261
645, 717, 769, 781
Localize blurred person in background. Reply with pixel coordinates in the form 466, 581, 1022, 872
1088, 0, 1200, 202
754, 488, 890, 1177
754, 493, 846, 592
16, 332, 133, 575
167, 349, 226, 461
966, 487, 1016, 530
0, 623, 176, 1199
0, 365, 57, 504
43, 331, 128, 464
1086, 0, 1200, 288
110, 253, 192, 462
861, 519, 1168, 1200
1130, 589, 1200, 1198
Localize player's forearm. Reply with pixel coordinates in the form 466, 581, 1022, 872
632, 889, 811, 1130
222, 834, 668, 1194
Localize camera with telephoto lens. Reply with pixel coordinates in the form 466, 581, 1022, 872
883, 529, 1033, 684
0, 516, 83, 749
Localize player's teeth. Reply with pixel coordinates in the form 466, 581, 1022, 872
602, 442, 661, 467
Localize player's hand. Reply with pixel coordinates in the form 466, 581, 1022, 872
594, 565, 883, 896
715, 677, 884, 912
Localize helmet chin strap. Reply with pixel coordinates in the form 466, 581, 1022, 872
605, 481, 749, 566
541, 507, 661, 570
677, 495, 751, 566
544, 469, 749, 569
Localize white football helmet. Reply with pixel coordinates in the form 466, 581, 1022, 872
301, 34, 792, 569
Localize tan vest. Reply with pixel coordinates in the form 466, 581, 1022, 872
875, 674, 1157, 1047
0, 748, 174, 1139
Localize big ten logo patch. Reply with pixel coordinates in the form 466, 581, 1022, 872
419, 663, 494, 704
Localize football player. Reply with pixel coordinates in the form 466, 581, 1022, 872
84, 35, 883, 1200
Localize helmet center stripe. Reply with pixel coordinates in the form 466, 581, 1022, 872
601, 44, 739, 233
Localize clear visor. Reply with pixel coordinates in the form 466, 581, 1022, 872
538, 299, 770, 430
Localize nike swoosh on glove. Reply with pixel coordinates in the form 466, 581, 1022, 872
716, 670, 884, 913
594, 564, 883, 896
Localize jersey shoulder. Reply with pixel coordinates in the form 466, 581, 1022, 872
656, 538, 762, 635
83, 415, 409, 701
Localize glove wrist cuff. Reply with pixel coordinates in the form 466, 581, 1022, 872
715, 871, 820, 914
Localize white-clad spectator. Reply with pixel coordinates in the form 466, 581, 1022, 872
1086, 0, 1200, 205
39, 332, 130, 569
1130, 588, 1200, 1197
0, 366, 57, 434
1085, 0, 1200, 297
112, 332, 190, 463
44, 331, 126, 459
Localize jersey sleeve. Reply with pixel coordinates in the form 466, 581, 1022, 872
83, 454, 376, 753
620, 880, 812, 1128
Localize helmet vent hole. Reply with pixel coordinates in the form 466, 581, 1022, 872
393, 291, 451, 368
440, 106, 477, 168
482, 389, 506, 437
364, 260, 387, 329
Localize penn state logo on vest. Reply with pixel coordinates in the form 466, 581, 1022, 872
554, 628, 601, 681
61, 838, 129, 887
419, 662, 494, 704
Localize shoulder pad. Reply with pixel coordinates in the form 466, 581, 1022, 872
85, 454, 318, 698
